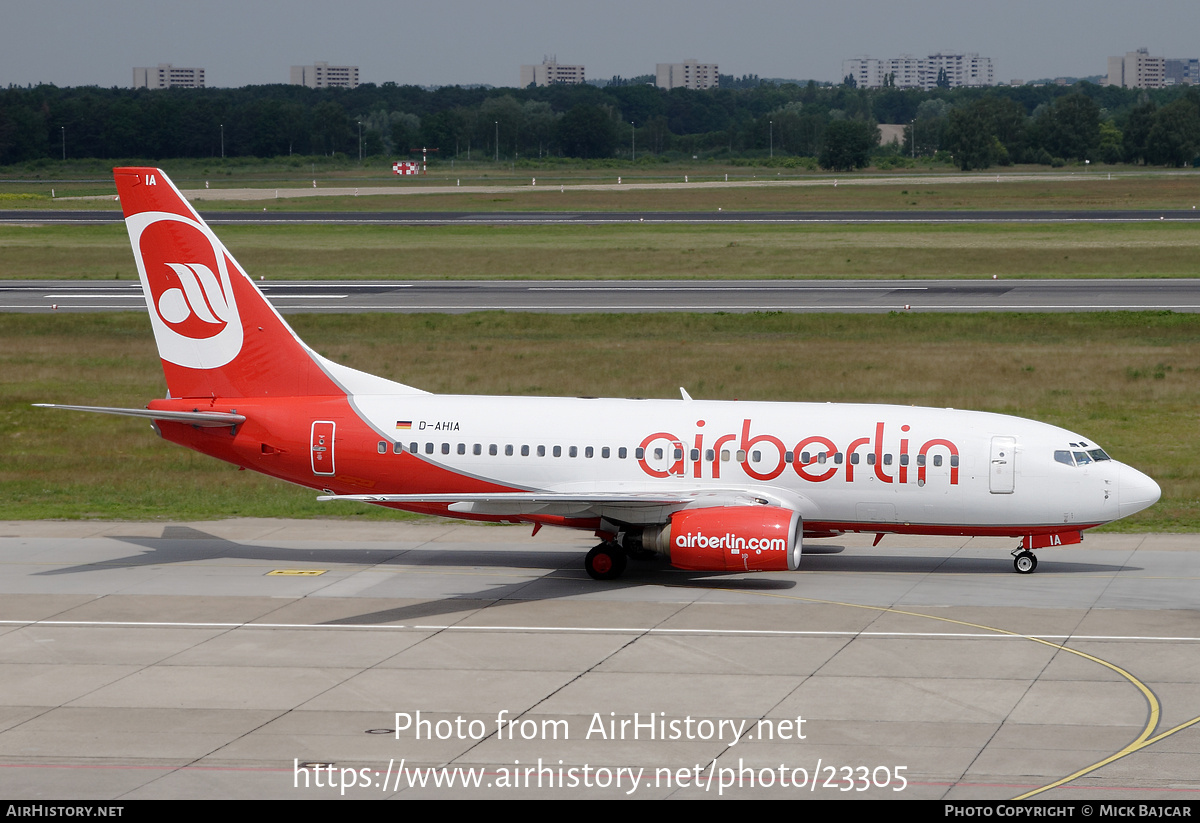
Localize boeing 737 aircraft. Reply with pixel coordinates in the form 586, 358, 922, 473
40, 168, 1161, 579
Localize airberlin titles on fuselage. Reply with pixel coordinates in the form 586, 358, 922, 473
637, 419, 960, 485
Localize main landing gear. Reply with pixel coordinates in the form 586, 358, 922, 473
1011, 548, 1038, 574
585, 542, 627, 581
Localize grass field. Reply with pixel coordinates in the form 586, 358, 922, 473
3, 221, 1199, 281
3, 164, 1200, 212
2, 311, 1196, 531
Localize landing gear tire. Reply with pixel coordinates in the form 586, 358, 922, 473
585, 543, 627, 581
1013, 550, 1038, 574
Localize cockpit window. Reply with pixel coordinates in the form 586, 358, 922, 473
1057, 447, 1113, 467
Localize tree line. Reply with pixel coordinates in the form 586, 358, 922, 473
2, 79, 1198, 170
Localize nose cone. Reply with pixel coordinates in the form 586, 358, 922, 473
1118, 464, 1161, 519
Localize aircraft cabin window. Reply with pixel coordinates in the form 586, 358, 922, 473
690, 449, 700, 461
553, 446, 562, 457
751, 450, 762, 462
489, 444, 498, 456
950, 455, 959, 467
635, 448, 645, 459
1089, 448, 1112, 462
619, 448, 628, 459
521, 445, 530, 456
784, 451, 793, 463
537, 445, 546, 457
503, 444, 512, 456
602, 447, 610, 458
899, 454, 909, 466
425, 443, 434, 455
393, 442, 403, 454
916, 454, 925, 466
1073, 451, 1092, 465
834, 453, 843, 464
933, 455, 943, 467
801, 452, 811, 464
721, 450, 730, 462
654, 448, 664, 460
867, 453, 876, 465
736, 450, 747, 463
377, 441, 387, 454
410, 442, 418, 453
441, 443, 450, 455
818, 452, 827, 464
570, 446, 579, 458
706, 449, 715, 461
883, 454, 892, 465
850, 453, 860, 465
674, 448, 684, 461
1054, 450, 1074, 466
473, 444, 482, 455
457, 443, 466, 455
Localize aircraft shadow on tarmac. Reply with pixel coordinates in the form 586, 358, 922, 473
34, 527, 1138, 625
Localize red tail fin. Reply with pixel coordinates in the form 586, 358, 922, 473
114, 168, 416, 400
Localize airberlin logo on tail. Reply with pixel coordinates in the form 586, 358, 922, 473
125, 211, 243, 369
157, 263, 234, 336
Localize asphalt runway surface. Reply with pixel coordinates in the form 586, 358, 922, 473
4, 278, 1200, 314
6, 208, 1200, 225
0, 520, 1197, 800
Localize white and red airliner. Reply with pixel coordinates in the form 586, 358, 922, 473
41, 168, 1161, 579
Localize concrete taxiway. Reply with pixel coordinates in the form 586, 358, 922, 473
5, 278, 1200, 314
0, 519, 1197, 799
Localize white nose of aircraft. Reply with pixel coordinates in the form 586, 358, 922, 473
1118, 464, 1162, 519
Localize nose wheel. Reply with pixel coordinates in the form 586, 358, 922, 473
585, 542, 627, 580
1011, 549, 1038, 574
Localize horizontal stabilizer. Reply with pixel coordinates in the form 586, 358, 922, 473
34, 404, 245, 427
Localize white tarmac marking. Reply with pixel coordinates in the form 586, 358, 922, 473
1, 618, 1197, 641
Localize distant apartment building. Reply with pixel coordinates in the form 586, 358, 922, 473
1109, 49, 1200, 88
133, 64, 205, 89
290, 62, 360, 89
1166, 58, 1200, 86
842, 53, 993, 90
655, 59, 719, 90
1107, 48, 1166, 88
520, 57, 585, 87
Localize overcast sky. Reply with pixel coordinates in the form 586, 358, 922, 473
4, 0, 1199, 89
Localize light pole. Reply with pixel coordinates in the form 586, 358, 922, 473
910, 119, 915, 158
60, 126, 65, 161
631, 122, 635, 162
358, 119, 362, 163
769, 120, 773, 158
494, 121, 499, 163
220, 124, 224, 159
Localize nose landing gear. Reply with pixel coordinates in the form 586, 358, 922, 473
1011, 548, 1038, 574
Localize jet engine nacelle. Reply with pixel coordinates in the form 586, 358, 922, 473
641, 506, 802, 572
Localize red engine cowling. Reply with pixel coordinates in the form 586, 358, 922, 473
658, 506, 802, 572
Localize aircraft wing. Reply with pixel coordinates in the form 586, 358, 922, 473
318, 488, 797, 521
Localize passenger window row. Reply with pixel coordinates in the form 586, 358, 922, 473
376, 440, 958, 467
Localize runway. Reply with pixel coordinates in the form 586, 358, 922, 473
6, 208, 1200, 226
0, 520, 1197, 799
5, 278, 1200, 314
